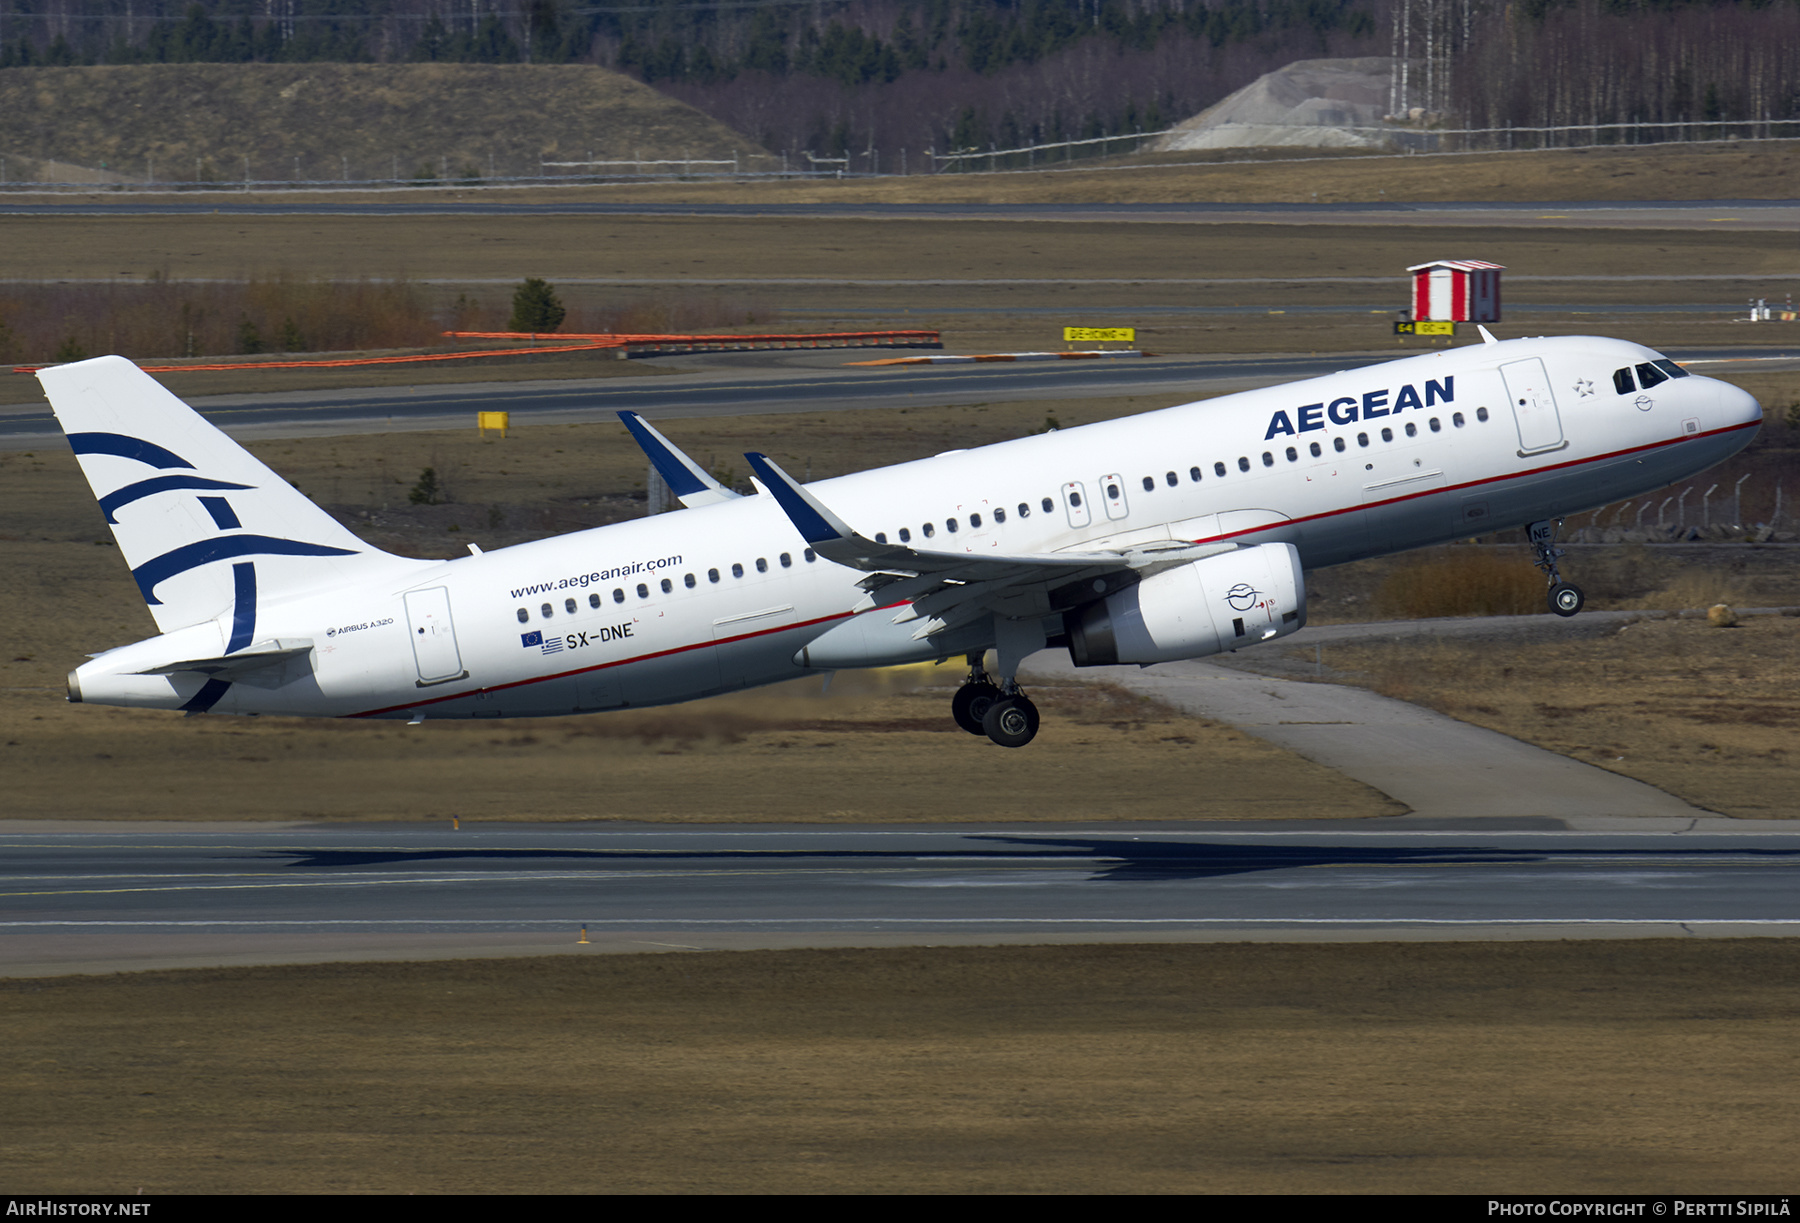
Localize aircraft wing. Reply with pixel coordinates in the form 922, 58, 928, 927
743, 451, 1233, 639
619, 412, 743, 509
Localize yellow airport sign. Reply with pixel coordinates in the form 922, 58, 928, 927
1064, 327, 1135, 343
477, 411, 510, 437
1394, 321, 1455, 336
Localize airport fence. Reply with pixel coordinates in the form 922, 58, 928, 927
4, 121, 1797, 192
1569, 476, 1792, 543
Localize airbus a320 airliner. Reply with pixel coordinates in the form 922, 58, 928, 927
39, 332, 1759, 748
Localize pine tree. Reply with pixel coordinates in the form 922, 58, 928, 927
509, 278, 566, 334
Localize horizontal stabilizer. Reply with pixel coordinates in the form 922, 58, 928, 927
134, 639, 315, 690
619, 412, 742, 508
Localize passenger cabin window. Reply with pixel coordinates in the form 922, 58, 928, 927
1214, 462, 1227, 477
1017, 503, 1030, 518
1429, 418, 1441, 432
589, 593, 601, 609
1261, 452, 1274, 467
661, 578, 673, 593
540, 603, 553, 619
685, 574, 697, 588
804, 548, 816, 562
945, 518, 958, 533
922, 522, 935, 537
708, 569, 720, 583
516, 607, 529, 623
1166, 471, 1178, 487
1334, 437, 1346, 452
1404, 423, 1417, 438
1189, 466, 1202, 482
1477, 407, 1490, 422
1381, 427, 1393, 443
899, 528, 911, 542
565, 598, 577, 614
1309, 442, 1322, 457
732, 563, 744, 578
1041, 498, 1053, 513
756, 557, 768, 573
614, 588, 626, 603
970, 513, 982, 528
1141, 476, 1154, 492
780, 553, 792, 568
1285, 447, 1298, 462
1453, 413, 1466, 428
1237, 457, 1250, 472
994, 508, 1006, 523
875, 533, 887, 544
1357, 433, 1369, 447
636, 583, 648, 599
1067, 492, 1081, 508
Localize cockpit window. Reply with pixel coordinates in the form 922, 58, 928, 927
1636, 362, 1669, 390
1652, 359, 1689, 380
1613, 367, 1636, 395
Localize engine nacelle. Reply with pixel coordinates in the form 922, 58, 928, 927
1065, 543, 1305, 666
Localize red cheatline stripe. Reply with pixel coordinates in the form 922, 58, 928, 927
345, 607, 857, 720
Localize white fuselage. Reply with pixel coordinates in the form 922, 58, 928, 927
73, 336, 1762, 720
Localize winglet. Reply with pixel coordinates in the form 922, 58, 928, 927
743, 452, 855, 544
618, 411, 741, 508
1477, 325, 1498, 345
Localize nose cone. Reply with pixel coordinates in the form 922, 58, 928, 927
1721, 380, 1763, 428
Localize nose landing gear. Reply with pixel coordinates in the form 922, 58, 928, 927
1528, 519, 1585, 617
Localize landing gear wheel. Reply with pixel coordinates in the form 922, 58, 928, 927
952, 681, 1002, 736
982, 695, 1040, 748
1549, 582, 1585, 618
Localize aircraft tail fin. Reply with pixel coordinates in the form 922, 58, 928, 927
38, 356, 415, 639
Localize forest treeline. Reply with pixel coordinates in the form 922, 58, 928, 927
0, 0, 1794, 165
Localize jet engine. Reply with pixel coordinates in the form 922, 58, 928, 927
1065, 542, 1305, 666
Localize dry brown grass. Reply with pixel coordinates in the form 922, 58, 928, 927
1312, 615, 1800, 818
7, 940, 1800, 1193
1373, 546, 1548, 619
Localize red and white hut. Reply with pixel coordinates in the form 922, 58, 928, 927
1407, 259, 1503, 323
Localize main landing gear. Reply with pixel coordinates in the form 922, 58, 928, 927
951, 650, 1042, 749
1528, 518, 1585, 618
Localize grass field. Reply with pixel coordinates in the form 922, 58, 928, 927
16, 137, 1799, 204
8, 940, 1799, 1193
1298, 612, 1800, 820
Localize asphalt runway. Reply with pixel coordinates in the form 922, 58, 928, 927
5, 819, 1800, 977
4, 346, 1795, 447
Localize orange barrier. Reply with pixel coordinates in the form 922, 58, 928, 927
12, 330, 940, 375
443, 330, 940, 346
13, 339, 621, 375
